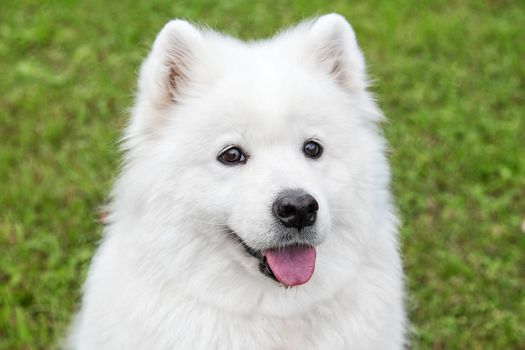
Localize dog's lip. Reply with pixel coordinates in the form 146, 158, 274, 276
226, 227, 316, 285
226, 227, 257, 256
227, 227, 278, 282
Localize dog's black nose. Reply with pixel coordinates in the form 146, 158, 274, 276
273, 190, 319, 230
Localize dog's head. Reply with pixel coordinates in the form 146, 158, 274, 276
117, 14, 392, 314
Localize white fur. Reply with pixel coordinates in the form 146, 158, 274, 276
67, 14, 406, 349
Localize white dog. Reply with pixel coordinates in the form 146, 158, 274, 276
67, 14, 406, 349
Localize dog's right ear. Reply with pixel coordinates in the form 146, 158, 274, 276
128, 20, 204, 140
139, 20, 204, 107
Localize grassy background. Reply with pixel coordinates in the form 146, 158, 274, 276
1, 0, 524, 348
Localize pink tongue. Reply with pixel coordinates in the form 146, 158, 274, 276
264, 246, 316, 287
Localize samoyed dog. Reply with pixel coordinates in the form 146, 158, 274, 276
67, 14, 405, 349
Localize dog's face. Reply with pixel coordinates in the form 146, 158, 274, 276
121, 15, 389, 313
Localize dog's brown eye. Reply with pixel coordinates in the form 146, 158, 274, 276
218, 146, 247, 165
303, 140, 323, 159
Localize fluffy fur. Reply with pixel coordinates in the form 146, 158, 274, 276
67, 14, 406, 349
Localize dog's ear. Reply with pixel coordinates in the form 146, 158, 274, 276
128, 20, 204, 140
138, 20, 204, 108
308, 14, 367, 91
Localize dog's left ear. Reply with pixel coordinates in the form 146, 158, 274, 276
308, 14, 367, 91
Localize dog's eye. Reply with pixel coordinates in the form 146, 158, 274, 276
218, 146, 247, 165
303, 140, 323, 159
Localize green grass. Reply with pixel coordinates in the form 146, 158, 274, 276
1, 0, 524, 348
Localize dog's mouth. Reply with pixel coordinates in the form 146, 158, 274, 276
230, 229, 316, 287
